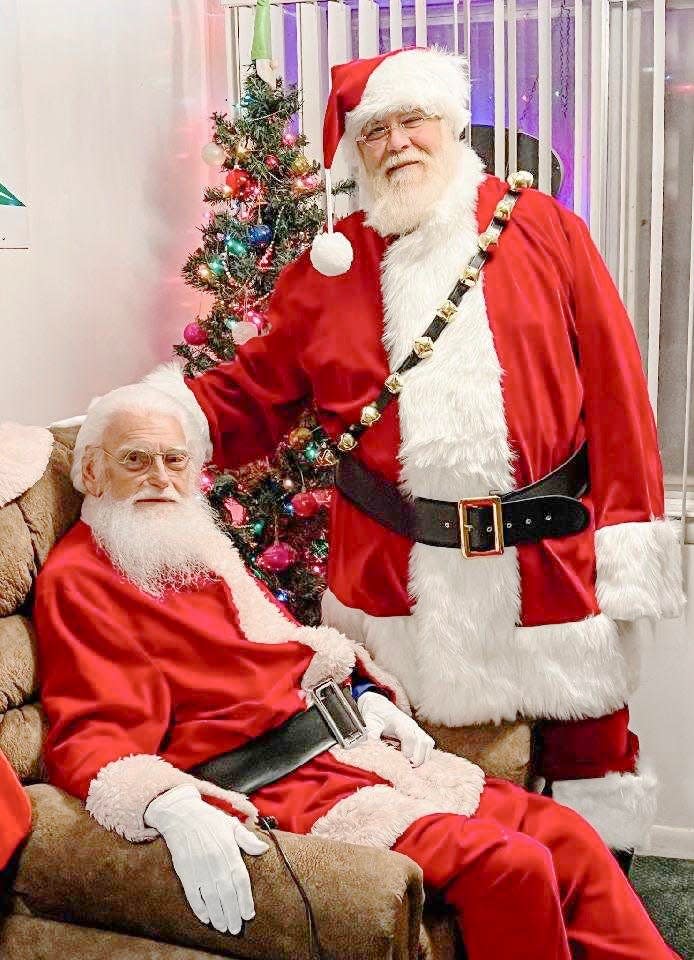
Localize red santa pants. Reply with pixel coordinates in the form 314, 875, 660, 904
393, 778, 678, 960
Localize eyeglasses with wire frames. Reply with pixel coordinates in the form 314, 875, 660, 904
355, 111, 440, 148
98, 446, 191, 475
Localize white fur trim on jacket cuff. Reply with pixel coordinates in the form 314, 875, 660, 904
85, 754, 257, 842
595, 519, 685, 621
142, 361, 212, 462
552, 768, 658, 851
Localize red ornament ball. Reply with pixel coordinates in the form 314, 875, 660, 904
199, 468, 215, 494
225, 168, 251, 197
258, 542, 298, 572
265, 154, 279, 169
291, 492, 319, 518
222, 496, 248, 526
183, 322, 208, 345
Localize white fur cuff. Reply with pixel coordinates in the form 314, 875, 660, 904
552, 768, 658, 851
86, 754, 257, 842
595, 519, 685, 621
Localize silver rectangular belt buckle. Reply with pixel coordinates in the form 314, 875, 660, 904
458, 495, 505, 558
311, 678, 367, 750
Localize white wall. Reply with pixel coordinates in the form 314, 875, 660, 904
0, 0, 226, 425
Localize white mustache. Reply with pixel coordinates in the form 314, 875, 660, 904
130, 486, 182, 503
383, 148, 429, 173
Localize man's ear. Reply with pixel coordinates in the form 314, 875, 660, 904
82, 450, 104, 497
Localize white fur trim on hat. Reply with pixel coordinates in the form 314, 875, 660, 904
344, 48, 470, 146
0, 422, 54, 507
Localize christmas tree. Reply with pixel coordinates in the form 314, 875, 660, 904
175, 67, 352, 626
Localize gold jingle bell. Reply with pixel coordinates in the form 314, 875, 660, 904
337, 432, 357, 452
507, 170, 534, 192
478, 227, 501, 251
494, 198, 515, 222
413, 336, 434, 359
385, 372, 404, 394
360, 404, 381, 427
437, 300, 457, 322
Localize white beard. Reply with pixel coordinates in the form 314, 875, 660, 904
81, 491, 230, 597
361, 135, 459, 237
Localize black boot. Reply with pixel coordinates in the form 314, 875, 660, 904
612, 847, 635, 877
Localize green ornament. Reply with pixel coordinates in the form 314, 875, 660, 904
311, 538, 329, 560
252, 519, 266, 537
209, 258, 225, 275
304, 441, 319, 462
226, 237, 248, 257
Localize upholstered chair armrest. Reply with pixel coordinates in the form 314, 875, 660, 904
13, 785, 424, 960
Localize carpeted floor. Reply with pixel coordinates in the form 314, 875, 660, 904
631, 856, 694, 959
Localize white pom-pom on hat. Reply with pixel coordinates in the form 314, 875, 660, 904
310, 230, 354, 276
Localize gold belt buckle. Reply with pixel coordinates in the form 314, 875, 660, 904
458, 496, 505, 558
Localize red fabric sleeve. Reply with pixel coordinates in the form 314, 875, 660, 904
565, 211, 665, 529
186, 258, 313, 470
35, 575, 171, 802
0, 751, 31, 869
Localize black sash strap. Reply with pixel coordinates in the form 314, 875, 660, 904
335, 443, 590, 553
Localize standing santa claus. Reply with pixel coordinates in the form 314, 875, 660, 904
147, 46, 685, 851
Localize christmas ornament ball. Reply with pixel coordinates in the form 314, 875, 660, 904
225, 168, 250, 197
289, 427, 312, 449
199, 468, 215, 493
282, 478, 295, 492
265, 154, 279, 169
258, 542, 298, 572
291, 492, 319, 518
183, 322, 208, 345
291, 155, 311, 174
201, 142, 226, 166
232, 321, 259, 346
247, 224, 272, 248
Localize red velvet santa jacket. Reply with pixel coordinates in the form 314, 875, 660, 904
175, 148, 684, 730
34, 520, 483, 846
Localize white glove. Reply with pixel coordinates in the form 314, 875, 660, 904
144, 783, 268, 933
358, 691, 435, 767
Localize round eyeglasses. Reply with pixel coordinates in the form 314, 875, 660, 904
355, 112, 440, 148
99, 447, 191, 474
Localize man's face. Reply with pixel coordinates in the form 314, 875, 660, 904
82, 411, 196, 503
357, 110, 444, 187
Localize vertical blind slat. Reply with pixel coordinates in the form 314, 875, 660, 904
493, 0, 505, 179
538, 0, 552, 194
681, 151, 694, 538
389, 0, 403, 50
647, 0, 666, 419
573, 0, 584, 213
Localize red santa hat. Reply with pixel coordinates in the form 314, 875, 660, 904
310, 46, 471, 276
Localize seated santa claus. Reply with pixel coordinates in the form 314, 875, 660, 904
33, 383, 679, 960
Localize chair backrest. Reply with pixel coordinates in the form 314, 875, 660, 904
0, 426, 81, 783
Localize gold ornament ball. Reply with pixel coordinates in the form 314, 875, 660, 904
289, 426, 312, 448
291, 155, 311, 175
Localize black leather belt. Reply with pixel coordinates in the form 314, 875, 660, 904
335, 443, 590, 557
190, 680, 367, 795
